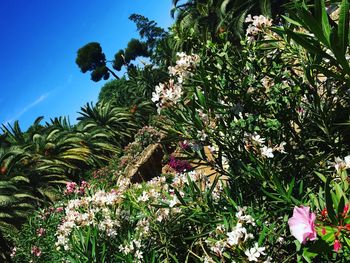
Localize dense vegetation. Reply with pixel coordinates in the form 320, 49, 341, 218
1, 0, 350, 262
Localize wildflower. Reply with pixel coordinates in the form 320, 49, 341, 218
56, 207, 64, 213
288, 206, 316, 244
275, 142, 287, 153
236, 206, 256, 225
277, 237, 284, 244
135, 249, 143, 260
260, 146, 274, 158
169, 196, 179, 208
245, 14, 272, 41
245, 243, 266, 262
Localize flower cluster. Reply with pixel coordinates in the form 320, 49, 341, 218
64, 181, 89, 195
152, 52, 200, 113
168, 155, 192, 173
245, 14, 272, 41
205, 207, 270, 262
55, 190, 122, 250
151, 79, 183, 113
31, 246, 42, 257
244, 132, 286, 159
334, 155, 350, 172
118, 239, 144, 261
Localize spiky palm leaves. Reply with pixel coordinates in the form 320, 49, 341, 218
170, 0, 290, 51
0, 103, 143, 254
78, 101, 138, 147
0, 175, 36, 260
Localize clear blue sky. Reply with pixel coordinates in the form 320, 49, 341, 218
0, 0, 173, 130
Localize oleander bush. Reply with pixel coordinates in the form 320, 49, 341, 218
3, 0, 350, 262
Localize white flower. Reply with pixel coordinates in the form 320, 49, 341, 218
235, 207, 255, 225
227, 223, 247, 245
334, 155, 350, 172
277, 237, 284, 244
251, 134, 265, 145
169, 196, 179, 208
275, 141, 287, 153
260, 146, 274, 158
135, 249, 143, 259
197, 130, 208, 141
151, 92, 160, 102
137, 191, 149, 202
245, 243, 266, 262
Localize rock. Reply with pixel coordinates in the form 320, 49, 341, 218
125, 143, 164, 183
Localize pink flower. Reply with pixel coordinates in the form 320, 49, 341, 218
37, 227, 46, 237
64, 182, 77, 195
288, 206, 316, 244
55, 207, 63, 213
31, 246, 42, 257
334, 239, 342, 252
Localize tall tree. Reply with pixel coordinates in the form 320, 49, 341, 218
76, 42, 119, 82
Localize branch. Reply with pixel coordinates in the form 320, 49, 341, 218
106, 67, 120, 79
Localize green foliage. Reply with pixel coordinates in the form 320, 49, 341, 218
98, 78, 128, 102
13, 171, 275, 262
76, 42, 115, 82
7, 0, 350, 261
129, 14, 168, 50
112, 50, 125, 71
113, 39, 149, 72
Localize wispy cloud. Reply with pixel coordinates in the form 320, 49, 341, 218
3, 93, 49, 125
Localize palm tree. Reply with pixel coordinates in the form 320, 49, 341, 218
170, 0, 291, 51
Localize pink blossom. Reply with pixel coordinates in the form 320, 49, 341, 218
64, 182, 77, 195
31, 246, 42, 257
288, 206, 316, 244
55, 207, 63, 213
37, 227, 46, 237
334, 239, 342, 252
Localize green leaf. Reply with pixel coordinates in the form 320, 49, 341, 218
315, 171, 327, 183
338, 0, 350, 56
314, 0, 331, 45
325, 177, 338, 224
338, 196, 345, 219
282, 15, 302, 27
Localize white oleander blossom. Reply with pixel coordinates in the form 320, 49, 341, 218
152, 79, 183, 113
245, 243, 266, 262
245, 14, 272, 41
334, 155, 350, 172
152, 52, 200, 113
226, 222, 254, 246
260, 146, 274, 158
236, 206, 256, 226
55, 190, 122, 251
